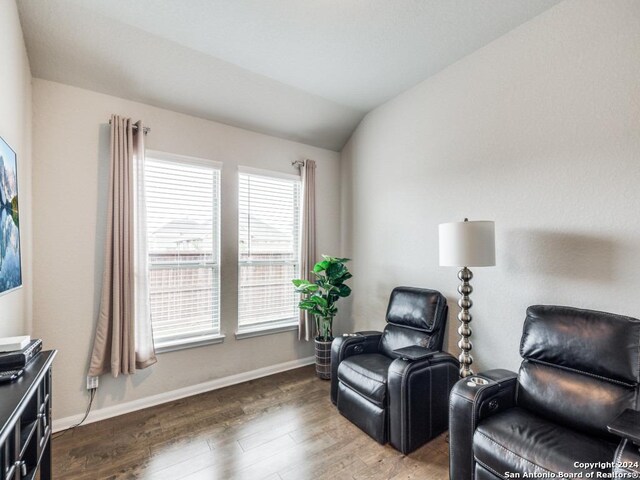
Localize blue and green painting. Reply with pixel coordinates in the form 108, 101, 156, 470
0, 136, 21, 294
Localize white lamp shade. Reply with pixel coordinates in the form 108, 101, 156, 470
439, 220, 496, 267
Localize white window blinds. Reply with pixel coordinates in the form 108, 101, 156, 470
238, 169, 301, 331
145, 153, 221, 346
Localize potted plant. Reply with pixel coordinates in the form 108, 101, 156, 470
293, 256, 352, 379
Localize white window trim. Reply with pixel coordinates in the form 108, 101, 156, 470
235, 324, 298, 340
236, 310, 299, 333
237, 165, 300, 182
237, 166, 302, 336
145, 150, 223, 351
147, 150, 223, 169
155, 333, 226, 354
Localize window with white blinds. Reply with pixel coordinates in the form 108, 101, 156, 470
144, 152, 221, 347
238, 168, 301, 332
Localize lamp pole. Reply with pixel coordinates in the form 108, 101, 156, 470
457, 266, 474, 377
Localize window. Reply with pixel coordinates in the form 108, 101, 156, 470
238, 167, 301, 335
144, 151, 222, 350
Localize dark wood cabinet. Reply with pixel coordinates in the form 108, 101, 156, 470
0, 351, 56, 480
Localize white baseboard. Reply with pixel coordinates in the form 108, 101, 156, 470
53, 356, 315, 433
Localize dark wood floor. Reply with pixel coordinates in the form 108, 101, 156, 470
53, 365, 449, 479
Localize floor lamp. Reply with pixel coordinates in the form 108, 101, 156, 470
439, 219, 495, 378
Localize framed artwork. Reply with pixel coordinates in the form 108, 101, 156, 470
0, 136, 21, 294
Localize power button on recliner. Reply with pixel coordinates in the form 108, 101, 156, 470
488, 399, 499, 411
354, 345, 363, 354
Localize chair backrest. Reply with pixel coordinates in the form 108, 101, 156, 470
517, 305, 640, 439
378, 287, 448, 358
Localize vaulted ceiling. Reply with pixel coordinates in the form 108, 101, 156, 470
17, 0, 561, 150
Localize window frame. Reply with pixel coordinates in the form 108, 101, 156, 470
236, 165, 302, 338
144, 150, 225, 353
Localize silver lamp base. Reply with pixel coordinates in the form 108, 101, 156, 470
457, 267, 474, 378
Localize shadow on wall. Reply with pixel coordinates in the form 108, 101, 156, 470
504, 228, 617, 282
82, 124, 111, 397
443, 295, 458, 357
337, 308, 356, 336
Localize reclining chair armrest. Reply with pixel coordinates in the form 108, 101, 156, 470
387, 351, 458, 382
449, 369, 518, 480
330, 331, 383, 405
387, 351, 459, 454
392, 345, 438, 361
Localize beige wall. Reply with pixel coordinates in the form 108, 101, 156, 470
26, 0, 640, 421
340, 0, 640, 372
0, 1, 32, 337
32, 79, 341, 420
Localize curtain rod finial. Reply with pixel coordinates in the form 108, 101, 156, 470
108, 117, 150, 135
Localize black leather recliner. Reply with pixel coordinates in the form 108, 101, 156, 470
331, 286, 459, 454
449, 305, 640, 479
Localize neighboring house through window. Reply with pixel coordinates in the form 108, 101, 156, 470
144, 151, 222, 351
237, 167, 301, 337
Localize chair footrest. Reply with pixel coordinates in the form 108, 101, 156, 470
337, 383, 386, 444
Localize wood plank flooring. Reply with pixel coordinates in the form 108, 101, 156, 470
53, 365, 450, 480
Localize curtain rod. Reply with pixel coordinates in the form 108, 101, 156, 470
108, 119, 150, 135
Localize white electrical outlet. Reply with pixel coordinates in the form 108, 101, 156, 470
86, 375, 99, 390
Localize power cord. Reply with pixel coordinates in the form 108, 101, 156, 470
52, 387, 96, 440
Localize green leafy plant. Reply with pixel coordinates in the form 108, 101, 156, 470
292, 256, 352, 342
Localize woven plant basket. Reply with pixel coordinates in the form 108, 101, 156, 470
314, 338, 333, 380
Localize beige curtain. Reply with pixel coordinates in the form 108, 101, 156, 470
298, 159, 317, 341
88, 115, 157, 378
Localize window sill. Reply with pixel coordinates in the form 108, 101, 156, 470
155, 334, 225, 354
235, 324, 298, 340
